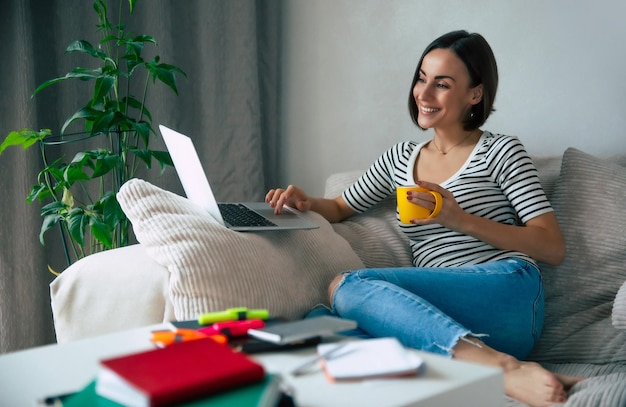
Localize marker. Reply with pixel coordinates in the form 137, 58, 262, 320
150, 329, 227, 347
198, 307, 269, 325
198, 319, 265, 337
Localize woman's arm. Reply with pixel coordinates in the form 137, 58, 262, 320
457, 211, 565, 265
409, 180, 565, 265
265, 185, 355, 223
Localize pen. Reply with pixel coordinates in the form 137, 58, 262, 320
290, 342, 350, 376
36, 392, 75, 406
198, 307, 269, 325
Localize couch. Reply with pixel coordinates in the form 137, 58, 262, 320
50, 147, 626, 406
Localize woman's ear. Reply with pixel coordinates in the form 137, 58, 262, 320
470, 84, 483, 105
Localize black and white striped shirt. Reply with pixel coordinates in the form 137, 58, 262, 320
342, 131, 552, 268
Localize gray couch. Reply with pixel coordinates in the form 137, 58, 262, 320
51, 147, 626, 406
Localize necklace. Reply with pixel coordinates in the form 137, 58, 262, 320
431, 130, 476, 155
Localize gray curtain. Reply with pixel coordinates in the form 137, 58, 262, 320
0, 0, 281, 353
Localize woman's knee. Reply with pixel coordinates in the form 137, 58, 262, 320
328, 273, 346, 305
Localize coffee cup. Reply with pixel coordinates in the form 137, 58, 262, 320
396, 186, 443, 223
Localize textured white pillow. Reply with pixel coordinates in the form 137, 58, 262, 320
117, 179, 364, 321
613, 281, 626, 330
50, 244, 172, 343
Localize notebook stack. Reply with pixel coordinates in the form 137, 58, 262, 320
62, 337, 284, 407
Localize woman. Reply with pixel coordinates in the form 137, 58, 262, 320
266, 30, 581, 407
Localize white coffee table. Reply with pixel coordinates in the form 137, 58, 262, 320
0, 325, 504, 406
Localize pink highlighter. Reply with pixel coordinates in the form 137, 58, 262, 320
198, 319, 265, 338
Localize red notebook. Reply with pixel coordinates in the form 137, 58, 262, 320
95, 337, 265, 407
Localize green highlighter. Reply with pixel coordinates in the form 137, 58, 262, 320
198, 307, 269, 326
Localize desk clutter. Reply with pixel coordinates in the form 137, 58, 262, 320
59, 309, 424, 406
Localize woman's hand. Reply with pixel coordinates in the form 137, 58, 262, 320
266, 185, 356, 223
406, 180, 465, 229
265, 185, 312, 214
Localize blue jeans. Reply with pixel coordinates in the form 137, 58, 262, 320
310, 258, 543, 360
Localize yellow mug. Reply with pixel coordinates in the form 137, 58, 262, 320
396, 186, 443, 223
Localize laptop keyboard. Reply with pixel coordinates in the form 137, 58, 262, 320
218, 203, 277, 227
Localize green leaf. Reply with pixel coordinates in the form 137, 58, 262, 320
92, 153, 120, 178
69, 151, 89, 166
66, 40, 107, 60
60, 107, 100, 134
92, 75, 115, 106
151, 150, 173, 173
27, 183, 51, 203
100, 192, 125, 226
0, 129, 50, 154
100, 34, 118, 45
33, 68, 100, 96
90, 217, 113, 248
123, 97, 153, 123
89, 110, 117, 134
67, 208, 87, 247
132, 121, 152, 145
127, 0, 136, 14
40, 213, 63, 245
130, 148, 152, 168
133, 34, 156, 45
41, 201, 68, 216
63, 165, 91, 184
94, 0, 111, 31
124, 35, 156, 61
146, 59, 187, 95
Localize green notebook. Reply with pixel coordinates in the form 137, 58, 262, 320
61, 374, 282, 407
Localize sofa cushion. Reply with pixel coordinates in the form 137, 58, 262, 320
117, 179, 364, 321
613, 281, 626, 330
530, 148, 626, 364
50, 244, 173, 343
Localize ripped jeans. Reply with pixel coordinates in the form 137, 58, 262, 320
313, 258, 543, 360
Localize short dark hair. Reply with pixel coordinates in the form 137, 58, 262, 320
408, 30, 498, 131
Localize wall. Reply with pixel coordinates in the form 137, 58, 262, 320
280, 0, 626, 196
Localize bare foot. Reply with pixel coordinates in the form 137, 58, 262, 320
503, 360, 583, 407
452, 338, 584, 407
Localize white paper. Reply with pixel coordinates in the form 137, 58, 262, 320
317, 338, 424, 380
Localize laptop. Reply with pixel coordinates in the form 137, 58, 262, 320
159, 124, 319, 231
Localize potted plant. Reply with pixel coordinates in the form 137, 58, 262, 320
0, 0, 186, 272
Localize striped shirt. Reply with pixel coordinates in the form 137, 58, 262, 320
342, 131, 552, 268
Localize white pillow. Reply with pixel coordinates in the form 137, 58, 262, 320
117, 179, 364, 321
50, 244, 172, 343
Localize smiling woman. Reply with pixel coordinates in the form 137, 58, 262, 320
266, 30, 580, 406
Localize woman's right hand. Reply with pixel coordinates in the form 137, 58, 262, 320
265, 185, 312, 214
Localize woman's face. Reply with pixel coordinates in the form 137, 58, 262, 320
412, 48, 482, 132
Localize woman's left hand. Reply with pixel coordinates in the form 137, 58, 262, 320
407, 180, 466, 230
